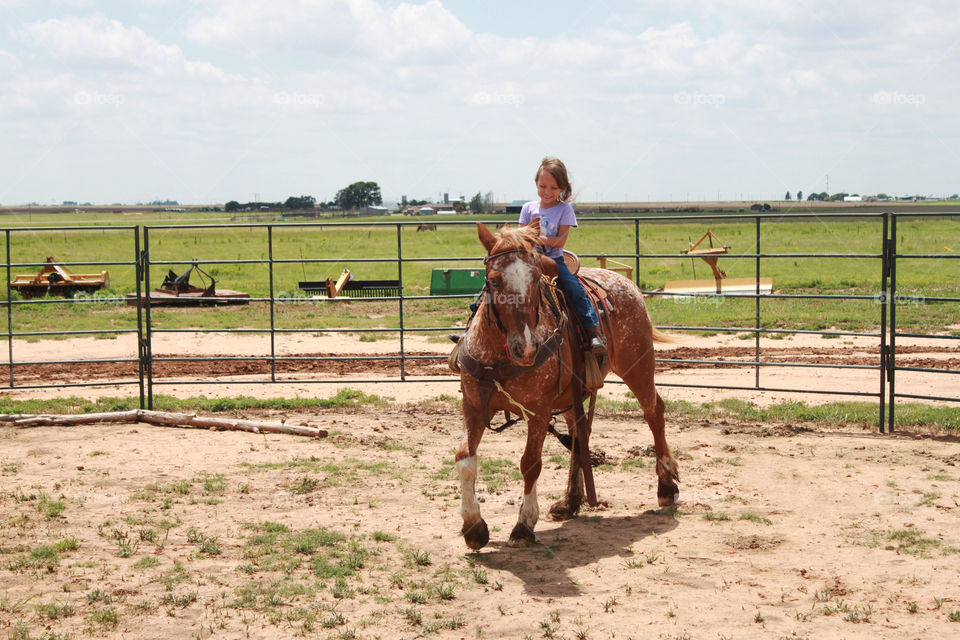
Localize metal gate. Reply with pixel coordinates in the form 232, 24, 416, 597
1, 213, 957, 430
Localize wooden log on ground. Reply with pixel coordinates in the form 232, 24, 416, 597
3, 409, 327, 438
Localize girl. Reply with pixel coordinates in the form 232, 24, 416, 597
519, 157, 606, 357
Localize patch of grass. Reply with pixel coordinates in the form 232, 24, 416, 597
739, 512, 773, 525
186, 527, 222, 555
662, 398, 960, 431
887, 528, 943, 556
477, 458, 521, 493
6, 539, 79, 572
0, 388, 389, 417
89, 607, 119, 629
37, 492, 66, 520
34, 601, 75, 620
133, 555, 161, 570
703, 511, 730, 522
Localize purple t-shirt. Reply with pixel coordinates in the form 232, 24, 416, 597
518, 200, 577, 259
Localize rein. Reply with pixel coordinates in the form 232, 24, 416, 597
457, 273, 566, 429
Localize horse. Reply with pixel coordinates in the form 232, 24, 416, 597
454, 220, 679, 550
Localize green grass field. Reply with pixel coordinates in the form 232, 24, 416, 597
0, 209, 957, 337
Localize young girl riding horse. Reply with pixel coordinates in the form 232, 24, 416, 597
519, 157, 606, 356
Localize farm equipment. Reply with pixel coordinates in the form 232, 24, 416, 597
9, 256, 109, 298
663, 230, 772, 296
429, 267, 485, 296
126, 261, 250, 306
596, 255, 633, 280
298, 268, 400, 298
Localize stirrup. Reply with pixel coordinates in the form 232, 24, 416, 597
588, 336, 607, 358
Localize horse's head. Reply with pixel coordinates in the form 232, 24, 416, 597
477, 220, 545, 365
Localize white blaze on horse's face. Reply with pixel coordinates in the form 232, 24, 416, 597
496, 257, 538, 363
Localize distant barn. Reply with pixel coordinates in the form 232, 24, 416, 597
505, 200, 527, 215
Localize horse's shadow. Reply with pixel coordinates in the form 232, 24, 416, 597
469, 511, 678, 597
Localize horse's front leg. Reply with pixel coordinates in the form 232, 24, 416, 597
456, 397, 489, 550
508, 416, 549, 546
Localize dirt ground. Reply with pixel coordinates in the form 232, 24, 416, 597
1, 333, 959, 639
2, 403, 960, 640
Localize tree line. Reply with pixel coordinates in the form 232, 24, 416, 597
224, 181, 383, 213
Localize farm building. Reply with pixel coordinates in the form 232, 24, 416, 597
505, 200, 526, 214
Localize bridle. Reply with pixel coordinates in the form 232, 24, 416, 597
481, 248, 546, 337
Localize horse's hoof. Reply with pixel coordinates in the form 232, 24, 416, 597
462, 519, 489, 550
548, 500, 580, 521
507, 522, 537, 546
657, 490, 680, 507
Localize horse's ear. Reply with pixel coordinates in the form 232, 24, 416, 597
528, 217, 540, 234
477, 222, 497, 253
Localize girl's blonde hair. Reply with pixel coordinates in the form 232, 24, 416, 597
535, 157, 573, 203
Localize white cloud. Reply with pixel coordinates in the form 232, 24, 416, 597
187, 0, 471, 62
0, 49, 20, 74
25, 14, 226, 78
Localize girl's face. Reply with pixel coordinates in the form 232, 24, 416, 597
536, 170, 562, 208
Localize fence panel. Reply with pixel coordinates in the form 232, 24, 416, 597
887, 212, 960, 431
2, 213, 955, 431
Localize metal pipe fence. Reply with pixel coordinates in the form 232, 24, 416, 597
1, 213, 957, 430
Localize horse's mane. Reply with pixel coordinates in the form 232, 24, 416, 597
491, 224, 540, 254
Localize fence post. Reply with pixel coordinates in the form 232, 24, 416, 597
142, 227, 155, 410
268, 226, 277, 383
878, 212, 889, 432
887, 214, 897, 433
5, 230, 12, 388
397, 224, 406, 380
134, 227, 146, 410
755, 215, 761, 388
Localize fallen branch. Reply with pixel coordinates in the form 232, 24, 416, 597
1, 409, 328, 438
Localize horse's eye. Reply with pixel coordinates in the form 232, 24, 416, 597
488, 278, 501, 289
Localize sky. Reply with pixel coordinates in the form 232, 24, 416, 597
1, 0, 958, 206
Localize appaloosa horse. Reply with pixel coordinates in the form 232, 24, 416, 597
454, 221, 679, 550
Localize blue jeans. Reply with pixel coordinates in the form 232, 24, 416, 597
555, 256, 599, 329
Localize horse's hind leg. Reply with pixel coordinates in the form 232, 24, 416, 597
624, 372, 680, 506
508, 417, 549, 546
647, 392, 680, 506
549, 412, 585, 521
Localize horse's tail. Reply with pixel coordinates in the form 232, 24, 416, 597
651, 326, 680, 343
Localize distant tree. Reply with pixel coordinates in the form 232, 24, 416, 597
469, 192, 485, 213
877, 193, 890, 200
785, 191, 792, 201
829, 192, 848, 201
225, 200, 241, 212
950, 193, 959, 200
284, 195, 316, 210
452, 200, 467, 213
483, 191, 495, 209
335, 181, 382, 209
796, 190, 803, 202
